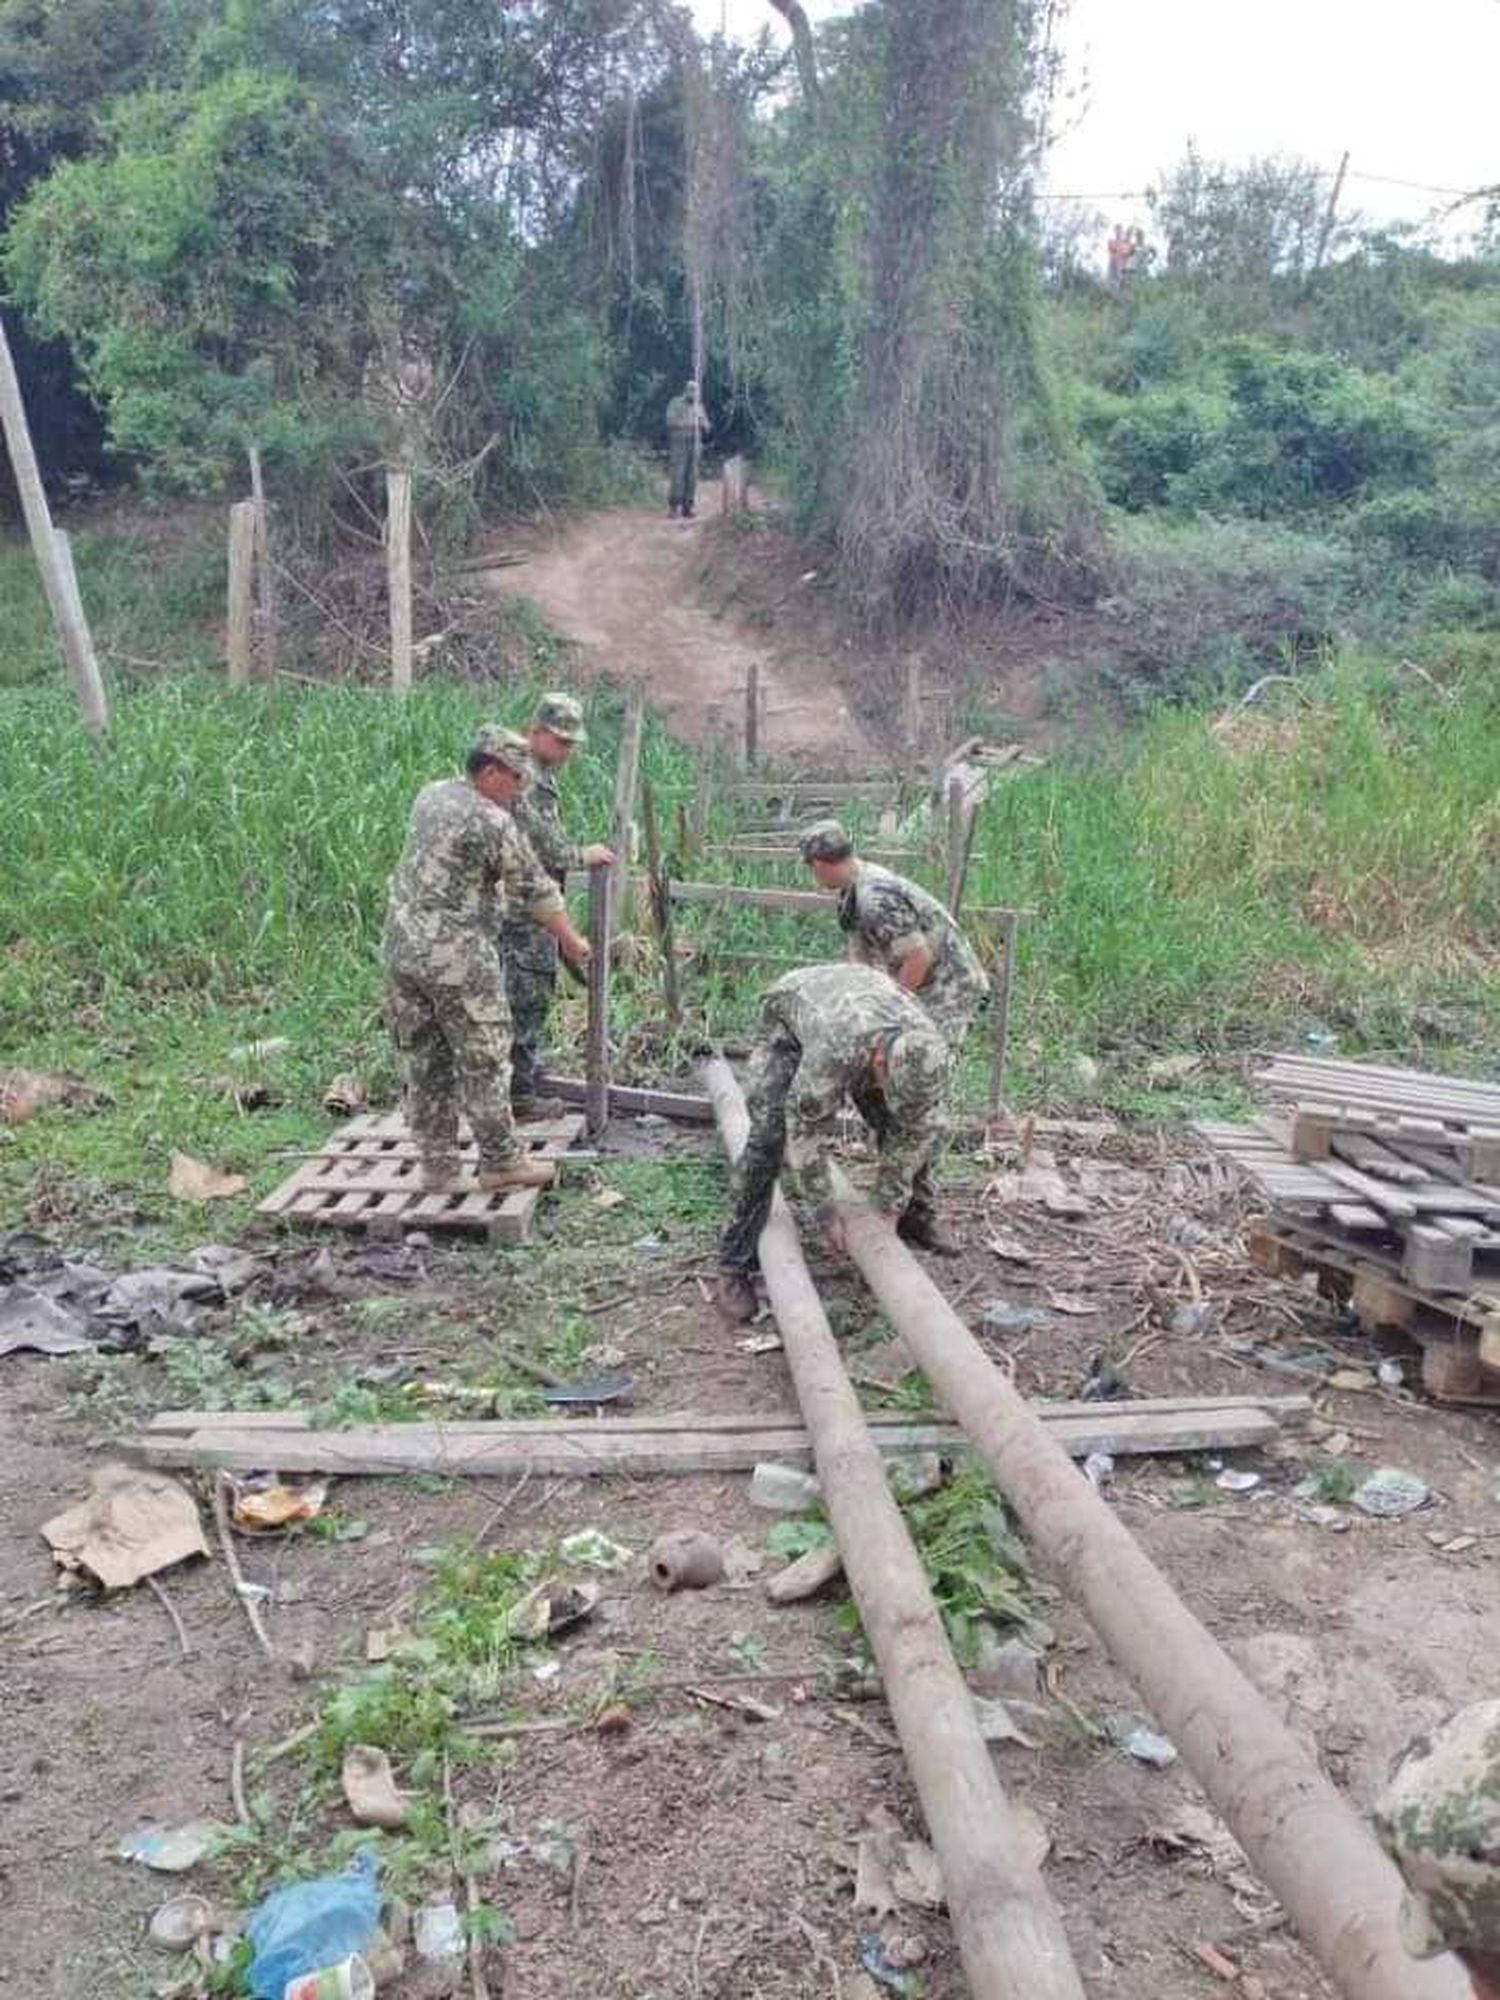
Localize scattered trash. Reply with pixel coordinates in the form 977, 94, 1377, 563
630, 1234, 666, 1257
1079, 1355, 1128, 1401
1299, 1503, 1350, 1531
244, 1849, 380, 2000
186, 1243, 263, 1294
859, 1932, 923, 1995
1327, 1367, 1378, 1393
559, 1528, 632, 1570
231, 1476, 329, 1533
979, 1302, 1049, 1335
0, 1065, 111, 1124
971, 1695, 1035, 1747
364, 1625, 403, 1663
721, 1535, 765, 1585
1215, 1469, 1261, 1494
539, 1369, 634, 1407
736, 1331, 783, 1355
167, 1152, 248, 1203
594, 1188, 627, 1210
506, 1578, 600, 1642
766, 1540, 844, 1604
119, 1821, 226, 1873
321, 1074, 367, 1115
1046, 1292, 1102, 1318
1377, 1358, 1405, 1388
1145, 1053, 1203, 1087
1435, 1534, 1478, 1555
533, 1658, 562, 1685
1069, 1054, 1101, 1093
971, 1631, 1044, 1700
284, 1956, 374, 2000
0, 1285, 91, 1358
147, 1894, 215, 1951
1083, 1452, 1114, 1492
845, 1977, 884, 2000
1120, 1724, 1178, 1769
1230, 1339, 1344, 1379
44, 1464, 208, 1590
230, 1037, 292, 1065
749, 1462, 822, 1513
341, 1746, 407, 1829
1353, 1467, 1430, 1519
985, 1233, 1034, 1265
880, 1932, 928, 1971
648, 1530, 725, 1593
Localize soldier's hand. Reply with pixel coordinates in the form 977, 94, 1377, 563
561, 933, 592, 968
583, 843, 616, 868
879, 1208, 900, 1232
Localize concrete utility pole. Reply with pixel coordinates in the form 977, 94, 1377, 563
0, 314, 109, 735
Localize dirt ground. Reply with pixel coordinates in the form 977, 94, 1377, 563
3, 1110, 1497, 2000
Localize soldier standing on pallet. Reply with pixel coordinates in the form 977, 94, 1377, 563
1375, 1701, 1500, 1998
798, 820, 990, 1051
384, 727, 592, 1193
716, 964, 952, 1323
499, 693, 615, 1121
665, 378, 709, 518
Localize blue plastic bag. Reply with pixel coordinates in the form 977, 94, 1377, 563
245, 1847, 380, 1998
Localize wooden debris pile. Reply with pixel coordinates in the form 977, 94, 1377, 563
1195, 1054, 1500, 1402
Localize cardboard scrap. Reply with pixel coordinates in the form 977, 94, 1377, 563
42, 1463, 208, 1590
0, 1286, 91, 1358
168, 1153, 248, 1203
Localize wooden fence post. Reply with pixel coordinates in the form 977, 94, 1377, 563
641, 781, 682, 1026
247, 445, 277, 680
987, 911, 1019, 1125
226, 501, 256, 687
585, 864, 612, 1136
902, 656, 922, 753
0, 316, 108, 735
609, 682, 645, 919
744, 661, 761, 769
720, 454, 748, 513
386, 465, 413, 695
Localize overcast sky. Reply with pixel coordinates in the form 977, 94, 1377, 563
694, 0, 1500, 240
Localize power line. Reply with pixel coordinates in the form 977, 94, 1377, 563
1038, 167, 1491, 204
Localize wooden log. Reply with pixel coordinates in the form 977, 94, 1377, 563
226, 500, 256, 686
386, 465, 413, 693
536, 1075, 711, 1124
247, 444, 277, 679
705, 1058, 1087, 2000
610, 682, 645, 920
585, 865, 611, 1136
641, 780, 681, 1026
825, 1166, 1464, 2000
0, 317, 109, 735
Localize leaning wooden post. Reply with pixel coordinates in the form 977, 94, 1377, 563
609, 682, 645, 920
641, 781, 681, 1026
705, 1059, 1087, 2000
0, 316, 108, 735
944, 772, 966, 901
948, 798, 979, 915
226, 501, 256, 687
246, 444, 278, 680
386, 464, 413, 695
830, 1175, 1468, 2000
744, 661, 760, 769
585, 863, 612, 1136
986, 911, 1019, 1125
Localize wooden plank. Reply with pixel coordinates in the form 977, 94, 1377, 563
1257, 1061, 1500, 1123
1328, 1202, 1385, 1231
609, 681, 645, 921
537, 1076, 713, 1123
386, 465, 412, 694
1317, 1163, 1419, 1220
585, 864, 611, 1136
226, 500, 256, 686
1328, 1132, 1427, 1184
1403, 1223, 1474, 1293
138, 1405, 1285, 1476
670, 881, 834, 914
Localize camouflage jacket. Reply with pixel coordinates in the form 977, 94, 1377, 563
762, 963, 947, 1212
665, 394, 707, 438
383, 778, 562, 983
839, 861, 988, 1034
505, 758, 581, 894
1375, 1699, 1500, 1961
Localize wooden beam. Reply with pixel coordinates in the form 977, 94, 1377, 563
247, 444, 277, 679
826, 1163, 1465, 2000
537, 1074, 712, 1124
585, 865, 611, 1136
386, 465, 413, 694
669, 881, 834, 914
226, 501, 256, 687
0, 316, 108, 734
609, 682, 645, 920
704, 1058, 1087, 2000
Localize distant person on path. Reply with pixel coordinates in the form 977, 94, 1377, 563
715, 963, 950, 1322
798, 819, 989, 1057
500, 692, 615, 1121
384, 727, 591, 1193
1374, 1700, 1500, 1998
665, 378, 710, 518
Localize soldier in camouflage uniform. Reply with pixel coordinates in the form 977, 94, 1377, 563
384, 727, 592, 1192
665, 379, 709, 518
716, 964, 951, 1323
1374, 1700, 1500, 1996
799, 820, 989, 1051
498, 693, 615, 1121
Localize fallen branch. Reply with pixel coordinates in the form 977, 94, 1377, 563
211, 1474, 275, 1661
145, 1575, 192, 1659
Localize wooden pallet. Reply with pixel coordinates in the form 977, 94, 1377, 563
1194, 1118, 1500, 1292
258, 1111, 584, 1245
1247, 1222, 1500, 1405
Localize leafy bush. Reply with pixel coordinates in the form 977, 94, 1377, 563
1078, 383, 1226, 511
1348, 490, 1495, 572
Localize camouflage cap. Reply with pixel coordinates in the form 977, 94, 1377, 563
882, 1022, 948, 1123
1374, 1701, 1500, 1959
799, 818, 854, 864
471, 725, 532, 780
533, 693, 587, 744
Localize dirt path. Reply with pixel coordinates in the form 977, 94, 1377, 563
482, 485, 874, 760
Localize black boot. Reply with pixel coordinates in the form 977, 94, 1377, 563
715, 1270, 759, 1324
896, 1211, 961, 1257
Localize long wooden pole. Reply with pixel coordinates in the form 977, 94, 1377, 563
705, 1059, 1086, 2000
585, 864, 612, 1136
386, 465, 413, 695
0, 317, 108, 735
744, 661, 760, 769
829, 1174, 1468, 2000
226, 501, 256, 687
641, 781, 681, 1026
247, 445, 277, 680
986, 911, 1018, 1124
609, 682, 645, 921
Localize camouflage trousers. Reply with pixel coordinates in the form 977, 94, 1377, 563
667, 436, 697, 516
921, 987, 981, 1061
385, 959, 520, 1175
499, 919, 557, 1103
718, 1034, 937, 1274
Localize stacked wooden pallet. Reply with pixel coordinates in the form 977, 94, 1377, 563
1193, 1055, 1500, 1401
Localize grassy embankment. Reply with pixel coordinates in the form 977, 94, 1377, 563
2, 534, 1499, 1242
